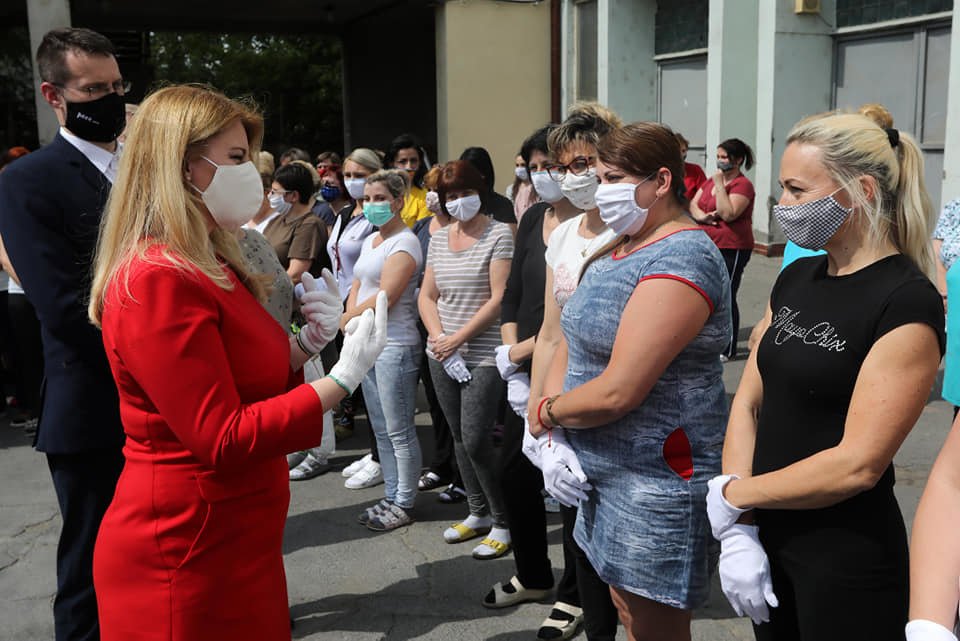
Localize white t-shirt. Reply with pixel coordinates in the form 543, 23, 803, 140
353, 228, 423, 346
244, 210, 280, 235
544, 213, 617, 307
327, 212, 376, 301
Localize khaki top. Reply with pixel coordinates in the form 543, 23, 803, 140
262, 209, 331, 277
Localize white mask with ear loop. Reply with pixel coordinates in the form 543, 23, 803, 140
189, 156, 264, 231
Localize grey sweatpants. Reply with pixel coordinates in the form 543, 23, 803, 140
427, 361, 508, 528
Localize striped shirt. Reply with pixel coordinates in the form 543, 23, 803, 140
427, 218, 514, 367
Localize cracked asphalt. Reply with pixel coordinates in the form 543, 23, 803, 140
0, 253, 954, 640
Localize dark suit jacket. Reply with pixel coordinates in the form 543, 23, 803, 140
0, 133, 123, 453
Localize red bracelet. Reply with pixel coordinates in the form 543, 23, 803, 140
536, 397, 553, 430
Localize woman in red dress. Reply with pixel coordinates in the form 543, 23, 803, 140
86, 84, 388, 641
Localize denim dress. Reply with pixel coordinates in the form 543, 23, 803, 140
561, 229, 731, 609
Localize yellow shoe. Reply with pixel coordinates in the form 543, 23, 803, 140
472, 537, 511, 560
443, 522, 491, 543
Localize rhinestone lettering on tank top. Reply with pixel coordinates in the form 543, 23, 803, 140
770, 306, 847, 352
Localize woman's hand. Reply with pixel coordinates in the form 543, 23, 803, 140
431, 332, 463, 361
529, 396, 549, 437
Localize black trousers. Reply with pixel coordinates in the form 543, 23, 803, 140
720, 248, 751, 359
47, 448, 124, 641
560, 505, 619, 640
8, 293, 43, 415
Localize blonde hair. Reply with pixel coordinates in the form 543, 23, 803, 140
255, 150, 275, 176
89, 84, 266, 327
547, 102, 623, 157
786, 111, 934, 279
344, 148, 383, 173
366, 169, 410, 199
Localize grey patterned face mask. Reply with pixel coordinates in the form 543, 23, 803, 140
773, 190, 851, 250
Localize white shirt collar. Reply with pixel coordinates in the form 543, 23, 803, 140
59, 127, 122, 184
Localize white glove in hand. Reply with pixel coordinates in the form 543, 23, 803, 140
717, 524, 778, 625
539, 428, 592, 507
299, 269, 343, 353
328, 291, 388, 393
506, 373, 530, 417
495, 344, 521, 380
906, 620, 960, 641
707, 474, 747, 539
521, 417, 544, 469
441, 352, 472, 383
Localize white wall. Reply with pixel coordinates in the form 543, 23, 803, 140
941, 9, 960, 205
752, 0, 835, 246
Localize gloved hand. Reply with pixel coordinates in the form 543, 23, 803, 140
327, 291, 388, 393
442, 352, 472, 383
521, 417, 544, 469
506, 373, 530, 417
717, 524, 778, 625
425, 190, 441, 215
495, 344, 521, 380
298, 269, 342, 353
707, 474, 747, 539
539, 428, 592, 507
905, 620, 959, 641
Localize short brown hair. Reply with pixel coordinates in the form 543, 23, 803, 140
436, 160, 488, 216
37, 27, 115, 85
598, 122, 687, 205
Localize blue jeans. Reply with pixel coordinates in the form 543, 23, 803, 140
361, 344, 423, 509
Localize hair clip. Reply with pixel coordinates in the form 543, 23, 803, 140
885, 127, 899, 149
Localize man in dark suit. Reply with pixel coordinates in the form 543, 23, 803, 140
0, 28, 127, 641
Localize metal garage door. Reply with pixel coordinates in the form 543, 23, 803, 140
658, 55, 708, 174
834, 23, 951, 210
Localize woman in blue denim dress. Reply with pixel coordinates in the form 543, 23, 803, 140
530, 122, 730, 639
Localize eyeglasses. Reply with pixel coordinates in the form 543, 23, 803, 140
55, 80, 132, 98
547, 156, 596, 182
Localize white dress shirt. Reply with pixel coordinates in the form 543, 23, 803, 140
59, 127, 122, 184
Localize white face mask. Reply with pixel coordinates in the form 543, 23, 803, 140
268, 193, 292, 216
515, 166, 530, 182
446, 194, 482, 222
530, 171, 564, 203
560, 168, 599, 210
190, 157, 264, 232
595, 177, 659, 237
345, 178, 366, 200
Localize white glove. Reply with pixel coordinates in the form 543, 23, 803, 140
707, 474, 747, 539
521, 417, 544, 469
906, 620, 959, 641
495, 344, 521, 380
717, 524, 778, 624
298, 269, 342, 353
440, 352, 472, 383
506, 373, 530, 417
539, 428, 592, 507
425, 190, 441, 214
328, 291, 388, 393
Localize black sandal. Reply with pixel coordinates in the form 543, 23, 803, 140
437, 483, 467, 503
418, 471, 447, 491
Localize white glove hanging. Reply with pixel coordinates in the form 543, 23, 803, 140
716, 524, 779, 624
495, 344, 521, 380
538, 427, 591, 507
521, 416, 543, 469
905, 620, 959, 641
706, 474, 748, 539
327, 291, 388, 393
506, 373, 530, 417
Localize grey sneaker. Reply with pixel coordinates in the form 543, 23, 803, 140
366, 503, 414, 532
289, 453, 331, 480
358, 499, 392, 525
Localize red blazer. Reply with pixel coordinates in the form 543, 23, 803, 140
94, 247, 324, 641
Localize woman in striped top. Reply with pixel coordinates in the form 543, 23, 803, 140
418, 160, 515, 559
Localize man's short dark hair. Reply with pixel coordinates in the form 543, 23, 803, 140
36, 28, 115, 85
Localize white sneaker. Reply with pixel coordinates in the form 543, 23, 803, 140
341, 452, 373, 478
344, 460, 383, 489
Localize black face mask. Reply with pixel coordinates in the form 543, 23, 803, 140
64, 91, 126, 143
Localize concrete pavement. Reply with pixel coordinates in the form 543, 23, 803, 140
0, 252, 953, 640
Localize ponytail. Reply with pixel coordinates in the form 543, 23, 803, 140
891, 132, 935, 279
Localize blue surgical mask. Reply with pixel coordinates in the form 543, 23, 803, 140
320, 185, 341, 202
363, 201, 395, 226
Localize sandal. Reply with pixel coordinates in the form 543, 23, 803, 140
537, 601, 583, 640
437, 484, 467, 503
418, 471, 447, 491
443, 522, 491, 543
482, 575, 552, 609
472, 537, 512, 560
